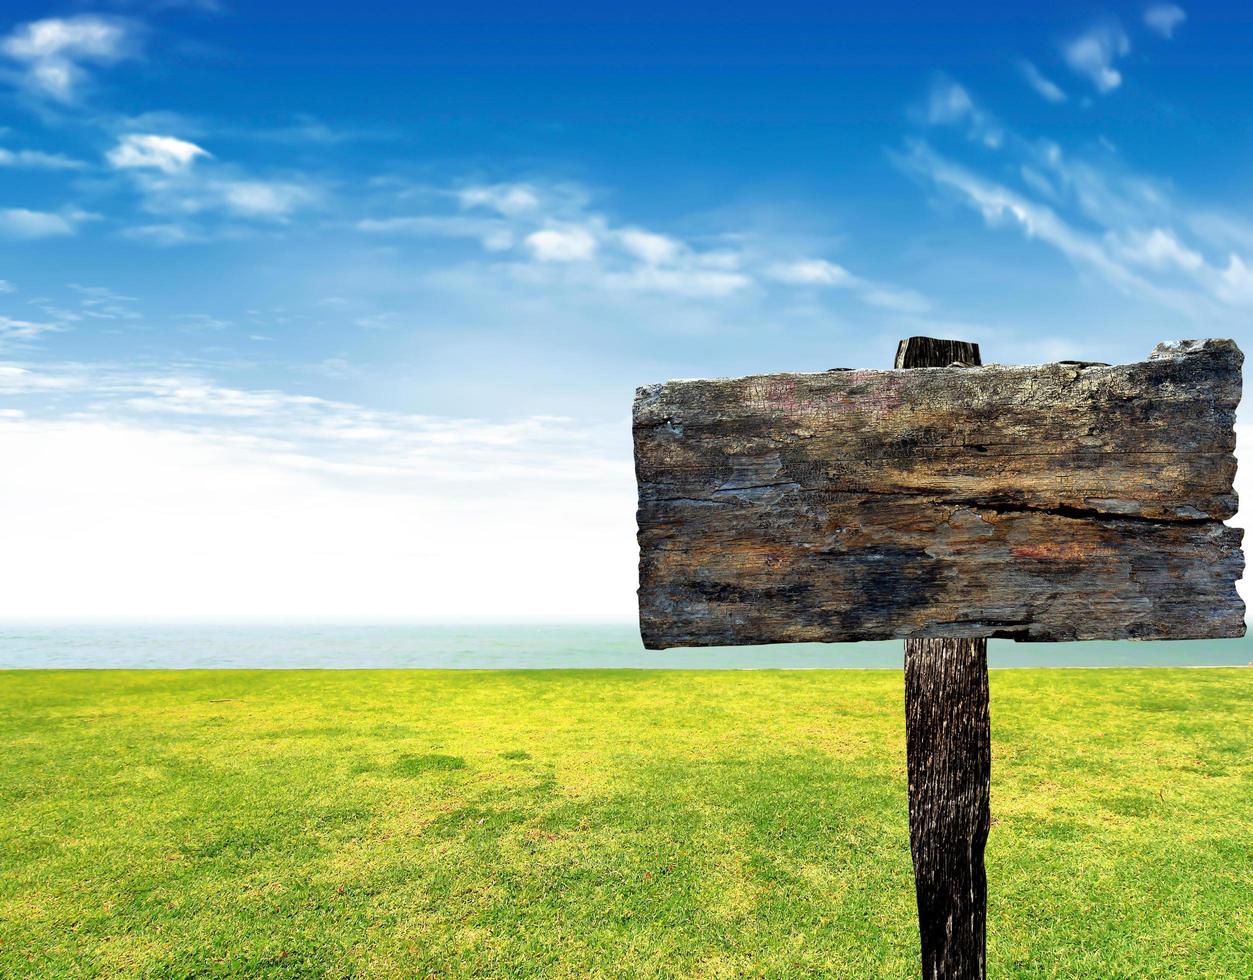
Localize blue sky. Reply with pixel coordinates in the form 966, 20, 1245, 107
0, 1, 1250, 618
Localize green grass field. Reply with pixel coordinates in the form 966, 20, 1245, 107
2, 669, 1249, 978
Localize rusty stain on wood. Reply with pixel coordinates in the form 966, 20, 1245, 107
634, 339, 1245, 648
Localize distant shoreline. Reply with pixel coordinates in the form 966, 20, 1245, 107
1, 622, 1249, 671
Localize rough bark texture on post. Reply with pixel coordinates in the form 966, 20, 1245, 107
905, 637, 990, 980
899, 339, 989, 980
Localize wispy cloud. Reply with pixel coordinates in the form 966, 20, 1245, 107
0, 207, 96, 239
0, 361, 81, 391
245, 115, 395, 146
1144, 4, 1187, 40
765, 258, 930, 313
617, 228, 682, 265
0, 283, 144, 345
458, 183, 541, 216
0, 15, 138, 102
119, 222, 213, 245
0, 146, 85, 169
0, 315, 60, 348
898, 141, 1186, 307
213, 179, 319, 218
122, 170, 321, 226
1017, 60, 1067, 104
765, 258, 852, 286
70, 284, 141, 320
898, 101, 1253, 323
0, 360, 628, 491
354, 214, 515, 251
1062, 23, 1130, 94
1108, 227, 1203, 272
1217, 255, 1253, 306
919, 77, 1002, 147
595, 265, 751, 299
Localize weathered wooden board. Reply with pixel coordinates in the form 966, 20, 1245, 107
634, 339, 1245, 648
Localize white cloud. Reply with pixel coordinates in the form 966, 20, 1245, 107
1063, 24, 1130, 94
0, 207, 90, 239
0, 364, 637, 618
0, 15, 136, 102
1017, 61, 1067, 104
458, 183, 540, 216
766, 259, 853, 286
217, 179, 317, 218
1217, 255, 1253, 306
1144, 4, 1186, 40
0, 147, 85, 170
618, 228, 682, 265
0, 416, 635, 620
0, 280, 13, 293
1110, 227, 1203, 271
525, 225, 598, 262
107, 134, 209, 174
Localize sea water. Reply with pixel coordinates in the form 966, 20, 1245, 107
0, 622, 1249, 669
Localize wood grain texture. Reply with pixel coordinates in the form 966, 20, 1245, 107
905, 637, 990, 980
634, 339, 1245, 648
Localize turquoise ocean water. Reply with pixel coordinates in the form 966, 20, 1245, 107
0, 622, 1249, 669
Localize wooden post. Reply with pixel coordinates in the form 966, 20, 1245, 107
897, 337, 990, 980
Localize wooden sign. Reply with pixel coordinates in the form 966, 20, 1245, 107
633, 337, 1243, 979
634, 339, 1244, 649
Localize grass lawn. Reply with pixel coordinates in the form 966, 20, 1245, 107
1, 668, 1249, 978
